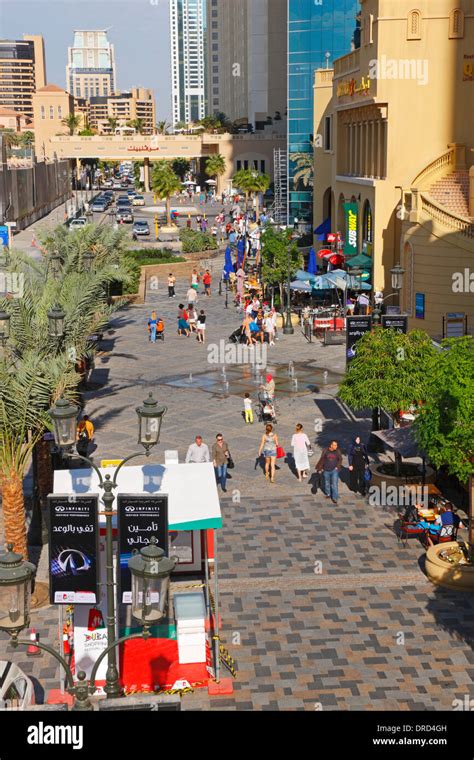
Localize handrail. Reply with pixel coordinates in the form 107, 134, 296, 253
420, 193, 474, 240
412, 148, 455, 191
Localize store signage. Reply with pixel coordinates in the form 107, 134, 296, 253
117, 495, 169, 604
346, 316, 372, 364
382, 315, 408, 334
445, 313, 466, 338
48, 495, 99, 605
463, 55, 474, 81
337, 76, 371, 98
343, 203, 359, 257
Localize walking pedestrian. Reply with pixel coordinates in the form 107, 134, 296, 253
190, 269, 200, 292
185, 435, 210, 463
77, 415, 94, 459
290, 424, 311, 482
178, 304, 190, 337
212, 433, 231, 492
196, 309, 207, 343
168, 273, 176, 299
348, 436, 370, 496
187, 285, 198, 306
258, 424, 279, 483
243, 393, 254, 425
203, 270, 212, 297
316, 441, 343, 505
188, 304, 197, 333
148, 311, 158, 343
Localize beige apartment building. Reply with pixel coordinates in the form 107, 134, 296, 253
32, 84, 75, 157
313, 0, 474, 339
0, 35, 46, 119
88, 88, 156, 135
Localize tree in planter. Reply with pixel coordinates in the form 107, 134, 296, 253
233, 168, 254, 210
414, 336, 474, 553
61, 114, 81, 136
205, 154, 226, 195
156, 121, 170, 135
338, 328, 438, 474
107, 117, 119, 134
247, 171, 271, 220
151, 161, 182, 228
127, 118, 145, 135
261, 226, 302, 319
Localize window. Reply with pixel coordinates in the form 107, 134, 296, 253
260, 160, 266, 174
236, 160, 242, 171
407, 10, 422, 40
40, 105, 45, 119
324, 115, 332, 151
449, 9, 464, 39
49, 105, 54, 119
57, 105, 62, 119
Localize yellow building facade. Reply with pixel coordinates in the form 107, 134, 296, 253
313, 0, 474, 339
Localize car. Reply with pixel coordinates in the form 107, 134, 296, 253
103, 191, 114, 201
91, 200, 107, 212
0, 661, 35, 710
69, 217, 88, 230
103, 179, 114, 188
116, 209, 134, 223
113, 180, 122, 189
116, 195, 129, 204
132, 220, 150, 236
127, 190, 137, 198
132, 195, 145, 206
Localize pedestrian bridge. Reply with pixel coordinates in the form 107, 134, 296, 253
49, 134, 222, 161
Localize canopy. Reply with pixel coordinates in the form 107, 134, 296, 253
290, 280, 313, 293
53, 463, 223, 531
345, 253, 373, 269
314, 218, 331, 239
326, 269, 372, 291
206, 179, 217, 185
371, 427, 424, 460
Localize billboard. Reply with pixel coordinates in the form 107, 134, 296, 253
346, 316, 372, 364
117, 495, 169, 604
48, 495, 99, 605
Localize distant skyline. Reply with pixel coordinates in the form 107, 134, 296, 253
0, 0, 172, 121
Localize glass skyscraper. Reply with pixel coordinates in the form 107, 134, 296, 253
288, 0, 359, 222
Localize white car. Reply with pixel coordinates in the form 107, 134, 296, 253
69, 217, 88, 230
0, 661, 35, 710
132, 195, 145, 206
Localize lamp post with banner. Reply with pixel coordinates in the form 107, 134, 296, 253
48, 393, 167, 699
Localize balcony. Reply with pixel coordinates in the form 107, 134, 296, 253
333, 49, 360, 79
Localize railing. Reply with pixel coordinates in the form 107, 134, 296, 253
314, 69, 334, 85
333, 49, 360, 78
411, 148, 455, 192
420, 193, 474, 239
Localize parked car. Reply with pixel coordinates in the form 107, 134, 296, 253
69, 217, 88, 230
132, 220, 150, 236
91, 199, 107, 212
103, 178, 114, 188
0, 662, 35, 710
116, 195, 130, 204
116, 209, 134, 223
132, 195, 145, 206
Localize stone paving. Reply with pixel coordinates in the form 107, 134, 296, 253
1, 269, 473, 711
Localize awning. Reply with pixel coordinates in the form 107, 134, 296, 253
314, 218, 331, 236
53, 463, 223, 531
372, 426, 424, 459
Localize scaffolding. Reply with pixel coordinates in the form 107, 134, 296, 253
272, 148, 288, 225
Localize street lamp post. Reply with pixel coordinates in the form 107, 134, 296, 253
48, 392, 167, 699
372, 263, 406, 325
47, 305, 66, 340
0, 541, 175, 710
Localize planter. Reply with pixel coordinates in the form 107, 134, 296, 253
425, 542, 474, 591
370, 463, 436, 490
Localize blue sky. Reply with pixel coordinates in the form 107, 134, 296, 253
1, 0, 172, 120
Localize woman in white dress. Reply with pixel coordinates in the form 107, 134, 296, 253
291, 424, 311, 481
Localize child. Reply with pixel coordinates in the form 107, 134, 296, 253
244, 393, 254, 424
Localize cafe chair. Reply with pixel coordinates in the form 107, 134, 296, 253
431, 524, 458, 546
397, 520, 427, 549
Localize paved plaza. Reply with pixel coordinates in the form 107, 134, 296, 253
1, 269, 473, 711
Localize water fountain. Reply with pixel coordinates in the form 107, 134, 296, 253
323, 371, 329, 384
292, 378, 299, 392
188, 373, 193, 384
288, 361, 295, 378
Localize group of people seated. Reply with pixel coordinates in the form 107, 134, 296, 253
402, 501, 465, 547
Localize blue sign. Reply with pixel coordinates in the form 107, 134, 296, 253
0, 226, 9, 246
415, 293, 425, 320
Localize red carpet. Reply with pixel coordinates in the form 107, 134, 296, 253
119, 638, 212, 693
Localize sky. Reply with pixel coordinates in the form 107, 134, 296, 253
0, 0, 172, 120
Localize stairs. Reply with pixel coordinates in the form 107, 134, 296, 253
429, 170, 471, 219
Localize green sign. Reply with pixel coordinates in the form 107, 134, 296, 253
344, 202, 359, 257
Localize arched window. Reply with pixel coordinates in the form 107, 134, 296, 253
449, 9, 464, 39
407, 10, 422, 40
363, 201, 373, 245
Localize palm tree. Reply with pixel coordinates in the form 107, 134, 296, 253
151, 161, 182, 227
247, 171, 271, 221
233, 168, 255, 210
156, 121, 170, 135
127, 118, 145, 135
205, 154, 226, 195
0, 226, 135, 558
107, 117, 119, 134
290, 152, 314, 189
61, 114, 81, 136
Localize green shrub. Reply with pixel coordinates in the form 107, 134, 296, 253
179, 229, 218, 253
